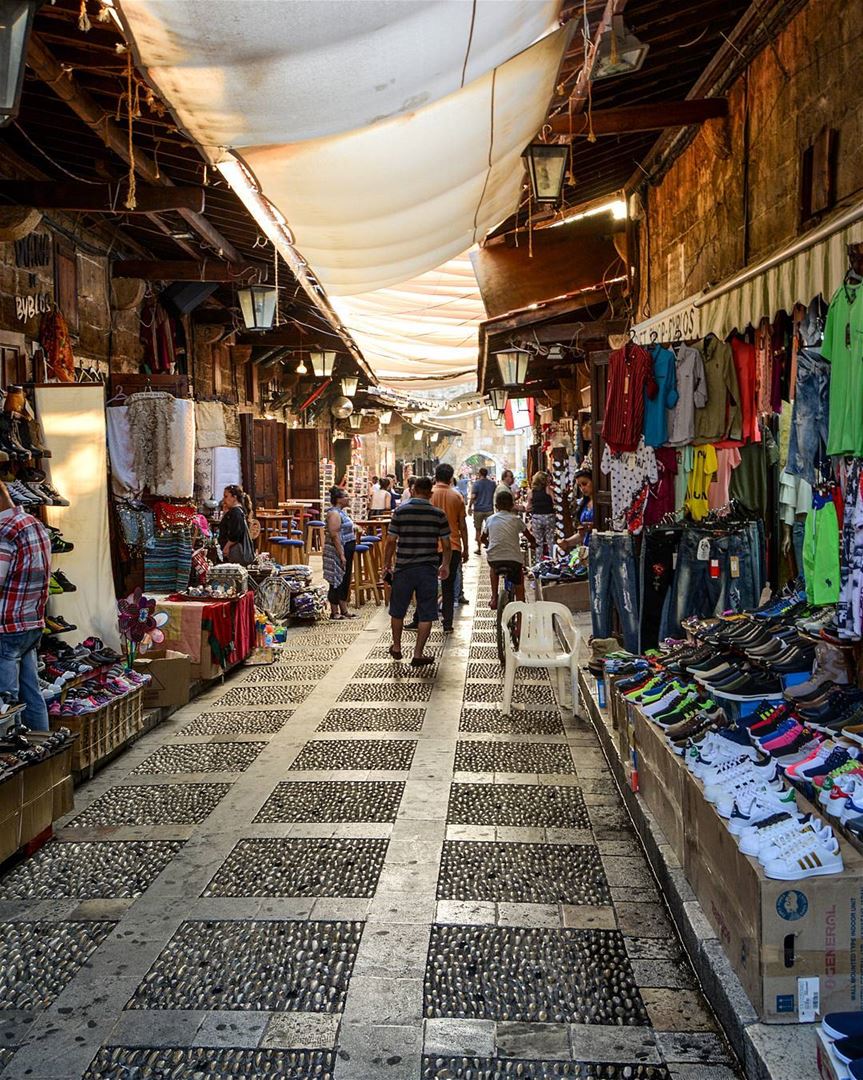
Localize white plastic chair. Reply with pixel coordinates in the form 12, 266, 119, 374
501, 600, 579, 715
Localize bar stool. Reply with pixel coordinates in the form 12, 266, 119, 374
283, 538, 307, 566
359, 535, 382, 579
305, 520, 326, 555
352, 543, 382, 607
269, 536, 290, 565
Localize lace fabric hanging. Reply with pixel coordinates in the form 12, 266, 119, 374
126, 392, 175, 492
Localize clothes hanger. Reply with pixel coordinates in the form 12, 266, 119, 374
106, 385, 126, 405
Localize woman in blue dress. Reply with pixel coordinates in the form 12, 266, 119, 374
323, 486, 357, 620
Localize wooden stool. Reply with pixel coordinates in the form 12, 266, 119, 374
269, 537, 290, 564
359, 535, 382, 579
305, 520, 326, 555
283, 538, 307, 565
352, 543, 382, 607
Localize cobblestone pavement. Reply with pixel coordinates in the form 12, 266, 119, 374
0, 562, 741, 1079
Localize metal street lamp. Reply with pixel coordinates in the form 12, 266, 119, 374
237, 284, 277, 330
348, 412, 363, 430
379, 409, 393, 425
340, 376, 359, 397
309, 350, 337, 378
494, 349, 529, 387
489, 386, 509, 411
522, 142, 568, 205
0, 2, 39, 129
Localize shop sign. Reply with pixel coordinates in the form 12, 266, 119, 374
631, 294, 701, 345
14, 293, 52, 321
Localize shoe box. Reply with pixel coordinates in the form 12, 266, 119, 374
537, 579, 590, 613
133, 649, 191, 709
631, 708, 688, 865
817, 1026, 849, 1080
0, 740, 73, 861
683, 772, 863, 1023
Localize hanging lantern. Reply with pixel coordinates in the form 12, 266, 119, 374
495, 349, 529, 387
0, 2, 39, 129
430, 432, 440, 443
489, 386, 509, 411
485, 402, 497, 422
237, 284, 277, 330
522, 142, 568, 205
309, 350, 336, 377
494, 414, 504, 427
414, 430, 423, 441
348, 412, 363, 430
379, 409, 393, 425
340, 375, 359, 397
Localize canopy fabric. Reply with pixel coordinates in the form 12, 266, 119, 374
331, 253, 485, 388
120, 1, 568, 306
119, 1, 559, 147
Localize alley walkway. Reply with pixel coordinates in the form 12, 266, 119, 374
0, 560, 739, 1079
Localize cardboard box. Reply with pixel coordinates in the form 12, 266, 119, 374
683, 770, 863, 1022
134, 649, 191, 708
540, 579, 590, 613
632, 708, 688, 865
0, 773, 23, 864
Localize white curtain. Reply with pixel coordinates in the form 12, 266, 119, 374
34, 385, 122, 651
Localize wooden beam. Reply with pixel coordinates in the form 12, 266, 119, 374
0, 181, 206, 213
550, 98, 728, 138
112, 259, 245, 281
235, 327, 349, 350
26, 34, 243, 264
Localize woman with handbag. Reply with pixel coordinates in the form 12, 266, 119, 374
323, 486, 357, 620
218, 484, 256, 565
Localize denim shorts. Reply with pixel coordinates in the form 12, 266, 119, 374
389, 562, 439, 622
787, 348, 830, 484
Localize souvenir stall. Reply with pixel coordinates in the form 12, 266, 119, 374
579, 224, 863, 1036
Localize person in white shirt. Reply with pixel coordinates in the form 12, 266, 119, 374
481, 489, 535, 608
369, 477, 395, 517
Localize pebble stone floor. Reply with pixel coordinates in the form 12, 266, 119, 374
0, 559, 742, 1080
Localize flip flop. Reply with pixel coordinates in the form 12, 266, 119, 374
330, 613, 344, 621
389, 646, 403, 660
411, 655, 435, 667
340, 612, 358, 619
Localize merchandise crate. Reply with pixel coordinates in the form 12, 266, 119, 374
50, 687, 144, 775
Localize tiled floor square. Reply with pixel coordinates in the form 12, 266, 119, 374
447, 784, 590, 828
290, 740, 417, 772
353, 663, 437, 680
464, 681, 557, 706
317, 708, 425, 733
254, 780, 405, 823
133, 742, 266, 774
369, 644, 444, 660
277, 647, 348, 662
85, 1047, 335, 1078
0, 840, 183, 899
337, 681, 435, 702
454, 741, 574, 775
467, 663, 550, 682
459, 708, 564, 736
67, 784, 231, 828
204, 838, 388, 898
242, 664, 333, 683
128, 919, 363, 1011
178, 711, 292, 737
215, 685, 316, 707
468, 645, 504, 661
437, 841, 610, 905
424, 925, 648, 1024
0, 921, 113, 1009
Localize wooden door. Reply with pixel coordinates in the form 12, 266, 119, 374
288, 428, 320, 499
0, 333, 27, 386
241, 415, 282, 510
589, 350, 611, 531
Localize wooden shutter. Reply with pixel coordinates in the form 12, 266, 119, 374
53, 242, 78, 333
288, 428, 321, 499
241, 415, 282, 510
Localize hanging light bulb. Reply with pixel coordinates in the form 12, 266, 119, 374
296, 355, 308, 375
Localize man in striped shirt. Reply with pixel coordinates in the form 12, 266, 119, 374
0, 480, 52, 730
384, 475, 451, 666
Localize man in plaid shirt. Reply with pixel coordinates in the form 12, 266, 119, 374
0, 481, 51, 730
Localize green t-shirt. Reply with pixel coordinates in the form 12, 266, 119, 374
823, 281, 863, 456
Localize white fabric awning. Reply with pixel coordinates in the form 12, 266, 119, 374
331, 251, 485, 387
119, 1, 568, 299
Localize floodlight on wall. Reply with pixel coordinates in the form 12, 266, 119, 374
489, 387, 509, 411
309, 350, 336, 377
237, 283, 277, 330
379, 409, 393, 425
523, 142, 568, 205
594, 15, 650, 80
348, 412, 363, 430
0, 1, 39, 129
495, 350, 529, 387
340, 376, 359, 397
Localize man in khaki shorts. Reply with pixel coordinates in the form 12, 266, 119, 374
468, 467, 496, 553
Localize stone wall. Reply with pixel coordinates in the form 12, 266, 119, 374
637, 0, 863, 317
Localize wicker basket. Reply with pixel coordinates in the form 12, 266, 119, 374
50, 688, 144, 775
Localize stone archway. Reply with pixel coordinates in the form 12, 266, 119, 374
458, 450, 507, 478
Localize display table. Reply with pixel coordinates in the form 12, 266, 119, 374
156, 591, 256, 681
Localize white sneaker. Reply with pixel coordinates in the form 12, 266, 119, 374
757, 822, 833, 865
738, 813, 808, 856
763, 834, 843, 880
716, 779, 786, 819
698, 751, 759, 787
726, 788, 798, 835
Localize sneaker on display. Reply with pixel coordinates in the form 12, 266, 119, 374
756, 820, 834, 864
762, 833, 843, 881
823, 1013, 863, 1041
727, 790, 799, 836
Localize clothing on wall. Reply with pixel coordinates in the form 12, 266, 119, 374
665, 344, 707, 447
195, 401, 228, 449
708, 447, 742, 510
110, 394, 196, 499
803, 491, 840, 606
644, 446, 678, 526
643, 345, 679, 447
589, 531, 640, 653
822, 281, 863, 457
685, 445, 717, 522
600, 438, 657, 533
694, 335, 741, 444
786, 348, 830, 484
603, 343, 657, 453
729, 424, 779, 513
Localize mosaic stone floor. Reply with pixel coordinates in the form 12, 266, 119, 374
0, 555, 741, 1080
